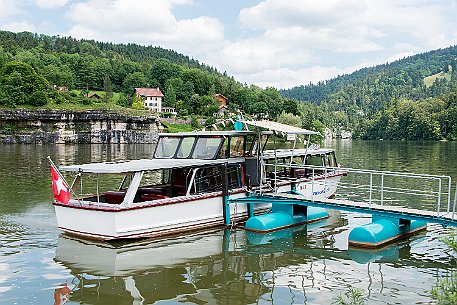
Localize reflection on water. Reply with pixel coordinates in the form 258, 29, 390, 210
51, 224, 454, 305
0, 141, 456, 304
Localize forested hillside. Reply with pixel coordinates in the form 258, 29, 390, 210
0, 30, 294, 123
1, 30, 457, 140
281, 46, 457, 140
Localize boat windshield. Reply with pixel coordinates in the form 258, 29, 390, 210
192, 137, 223, 159
176, 137, 195, 158
155, 137, 180, 158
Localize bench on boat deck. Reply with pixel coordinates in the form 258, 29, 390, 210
104, 191, 126, 204
138, 187, 166, 195
141, 193, 169, 201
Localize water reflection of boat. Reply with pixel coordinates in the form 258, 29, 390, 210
54, 222, 436, 305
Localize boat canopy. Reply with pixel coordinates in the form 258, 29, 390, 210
240, 120, 320, 135
158, 130, 257, 137
263, 148, 334, 159
60, 158, 244, 174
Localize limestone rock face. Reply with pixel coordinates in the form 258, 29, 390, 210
0, 109, 160, 144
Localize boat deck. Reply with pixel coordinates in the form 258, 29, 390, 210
258, 192, 457, 226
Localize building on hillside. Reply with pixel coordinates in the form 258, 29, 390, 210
214, 94, 228, 116
161, 107, 177, 116
54, 85, 68, 92
86, 93, 101, 99
134, 87, 164, 112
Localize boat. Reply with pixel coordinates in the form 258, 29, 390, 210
50, 120, 345, 240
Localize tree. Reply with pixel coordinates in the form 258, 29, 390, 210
189, 94, 202, 114
283, 99, 299, 116
0, 61, 49, 107
76, 57, 97, 90
149, 59, 182, 89
41, 64, 74, 88
277, 111, 301, 128
122, 71, 147, 94
164, 83, 177, 107
103, 74, 113, 102
201, 95, 219, 116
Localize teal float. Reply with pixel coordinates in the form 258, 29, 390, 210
245, 204, 328, 233
348, 216, 427, 248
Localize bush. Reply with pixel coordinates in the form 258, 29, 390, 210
191, 116, 201, 129
77, 96, 92, 105
204, 116, 216, 128
117, 93, 130, 107
28, 90, 49, 106
431, 230, 457, 304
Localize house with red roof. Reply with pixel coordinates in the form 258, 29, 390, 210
134, 87, 164, 112
214, 93, 228, 116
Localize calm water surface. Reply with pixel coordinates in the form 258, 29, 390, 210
0, 140, 456, 305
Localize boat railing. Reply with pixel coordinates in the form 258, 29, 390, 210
263, 163, 455, 219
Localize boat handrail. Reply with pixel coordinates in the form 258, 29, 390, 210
263, 162, 455, 219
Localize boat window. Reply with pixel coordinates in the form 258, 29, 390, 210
194, 166, 223, 193
155, 137, 180, 158
192, 164, 244, 194
139, 170, 163, 187
192, 137, 223, 159
305, 154, 324, 167
162, 169, 171, 184
291, 156, 303, 165
228, 164, 243, 189
305, 154, 325, 175
326, 152, 337, 168
219, 137, 228, 158
230, 136, 245, 157
176, 137, 195, 158
245, 135, 257, 156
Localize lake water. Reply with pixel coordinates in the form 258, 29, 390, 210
0, 140, 456, 305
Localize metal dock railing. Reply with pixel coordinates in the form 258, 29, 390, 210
261, 163, 457, 225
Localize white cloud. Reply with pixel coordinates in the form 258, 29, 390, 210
35, 0, 70, 9
236, 65, 350, 89
0, 0, 21, 19
65, 0, 224, 54
1, 21, 37, 33
210, 0, 457, 88
386, 52, 416, 63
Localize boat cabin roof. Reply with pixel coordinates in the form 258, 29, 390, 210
263, 148, 335, 159
60, 157, 244, 174
240, 120, 320, 135
158, 130, 258, 137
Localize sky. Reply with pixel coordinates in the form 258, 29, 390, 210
1, 0, 457, 89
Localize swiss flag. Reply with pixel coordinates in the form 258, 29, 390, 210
50, 165, 70, 204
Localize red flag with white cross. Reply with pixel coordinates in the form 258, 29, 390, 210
50, 164, 70, 204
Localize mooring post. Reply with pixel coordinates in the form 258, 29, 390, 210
222, 162, 230, 225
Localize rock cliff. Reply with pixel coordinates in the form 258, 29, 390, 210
0, 109, 160, 144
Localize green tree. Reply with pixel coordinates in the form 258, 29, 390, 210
164, 83, 177, 107
283, 98, 299, 115
122, 71, 147, 94
0, 61, 49, 107
201, 95, 219, 116
103, 74, 113, 102
189, 93, 202, 114
277, 111, 301, 128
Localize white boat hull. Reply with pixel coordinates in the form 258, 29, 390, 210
54, 175, 343, 240
55, 192, 266, 240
